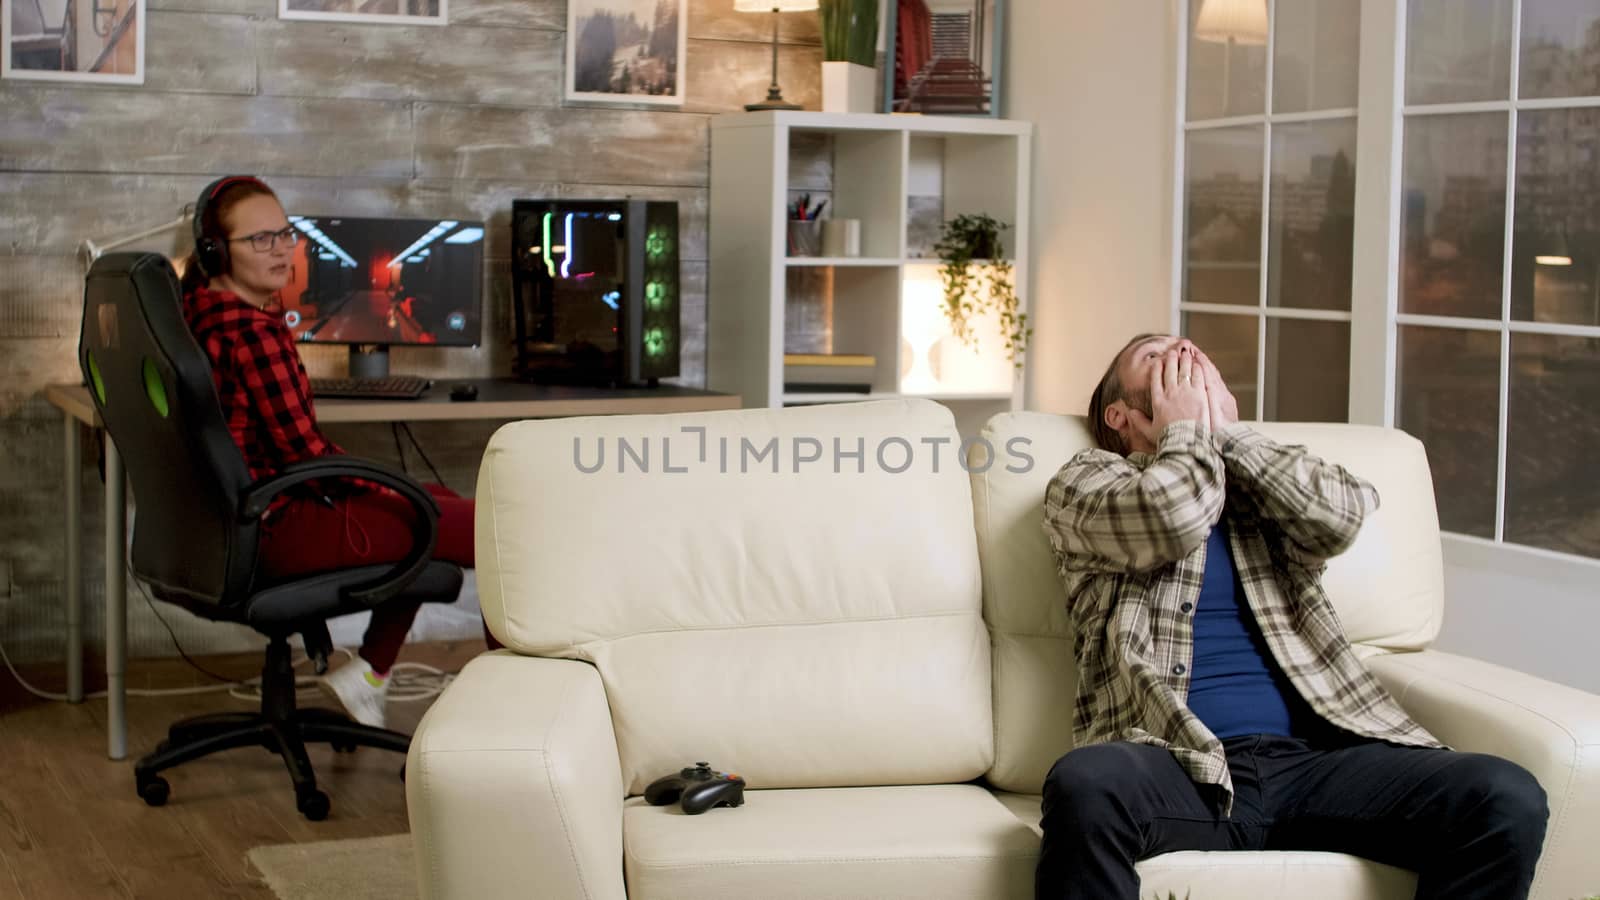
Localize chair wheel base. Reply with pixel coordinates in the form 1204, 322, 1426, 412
137, 774, 170, 807
297, 788, 330, 821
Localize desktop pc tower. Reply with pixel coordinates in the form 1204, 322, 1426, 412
510, 199, 680, 387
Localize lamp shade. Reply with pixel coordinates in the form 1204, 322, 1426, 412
1537, 229, 1574, 266
734, 0, 818, 11
1194, 0, 1268, 45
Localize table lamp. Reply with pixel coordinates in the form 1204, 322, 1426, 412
77, 205, 193, 271
735, 0, 819, 111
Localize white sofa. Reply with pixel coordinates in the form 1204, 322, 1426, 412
407, 399, 1600, 899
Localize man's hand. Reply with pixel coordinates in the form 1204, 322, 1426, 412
1195, 347, 1239, 429
1126, 347, 1210, 441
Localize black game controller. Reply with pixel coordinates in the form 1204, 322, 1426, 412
645, 762, 746, 815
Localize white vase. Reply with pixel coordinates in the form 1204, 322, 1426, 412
821, 61, 876, 114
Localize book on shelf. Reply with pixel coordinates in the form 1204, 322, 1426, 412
783, 353, 876, 393
783, 353, 875, 367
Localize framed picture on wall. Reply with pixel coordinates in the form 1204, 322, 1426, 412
1, 0, 146, 84
279, 0, 447, 27
566, 0, 688, 106
882, 0, 1003, 116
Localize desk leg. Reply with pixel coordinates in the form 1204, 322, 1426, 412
63, 413, 83, 703
105, 436, 127, 761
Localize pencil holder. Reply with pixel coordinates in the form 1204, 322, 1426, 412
787, 219, 822, 257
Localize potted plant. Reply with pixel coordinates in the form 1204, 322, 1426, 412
819, 0, 877, 113
933, 213, 1030, 369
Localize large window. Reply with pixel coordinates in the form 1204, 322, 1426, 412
1177, 0, 1600, 564
1179, 0, 1362, 422
1397, 0, 1600, 558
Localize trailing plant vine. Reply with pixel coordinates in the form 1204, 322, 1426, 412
932, 213, 1030, 368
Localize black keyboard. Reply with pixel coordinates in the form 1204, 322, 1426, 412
309, 375, 433, 400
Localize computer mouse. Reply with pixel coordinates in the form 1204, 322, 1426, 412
449, 383, 479, 402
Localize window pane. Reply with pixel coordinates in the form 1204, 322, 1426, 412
1405, 0, 1513, 105
1186, 127, 1263, 307
1504, 333, 1600, 558
1519, 0, 1600, 99
1273, 0, 1361, 114
1183, 312, 1260, 419
1264, 318, 1350, 421
1399, 114, 1507, 320
1396, 326, 1500, 538
1187, 0, 1268, 121
1511, 108, 1600, 327
1268, 119, 1357, 311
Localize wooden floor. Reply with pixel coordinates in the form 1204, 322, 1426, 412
0, 640, 483, 899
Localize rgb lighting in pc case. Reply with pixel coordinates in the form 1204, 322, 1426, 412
510, 199, 680, 386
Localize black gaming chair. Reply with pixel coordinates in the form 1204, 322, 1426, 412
77, 252, 462, 821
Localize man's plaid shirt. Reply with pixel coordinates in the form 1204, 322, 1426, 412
1042, 420, 1444, 816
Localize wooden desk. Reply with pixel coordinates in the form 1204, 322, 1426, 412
44, 379, 741, 760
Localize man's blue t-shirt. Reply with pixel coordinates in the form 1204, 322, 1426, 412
1186, 525, 1320, 740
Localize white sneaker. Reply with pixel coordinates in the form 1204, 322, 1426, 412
322, 657, 389, 729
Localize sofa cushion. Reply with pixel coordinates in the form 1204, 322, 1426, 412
991, 791, 1417, 899
623, 785, 1039, 900
969, 413, 1446, 794
477, 399, 993, 794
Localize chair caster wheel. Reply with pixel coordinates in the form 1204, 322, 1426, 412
297, 788, 330, 821
137, 773, 170, 807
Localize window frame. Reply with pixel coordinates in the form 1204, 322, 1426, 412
1172, 0, 1361, 422
1171, 0, 1600, 572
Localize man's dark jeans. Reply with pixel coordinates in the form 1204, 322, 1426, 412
1035, 733, 1548, 900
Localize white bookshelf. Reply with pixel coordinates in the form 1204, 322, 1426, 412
708, 110, 1033, 430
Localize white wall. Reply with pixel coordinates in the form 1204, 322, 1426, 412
1436, 541, 1600, 694
1005, 0, 1179, 414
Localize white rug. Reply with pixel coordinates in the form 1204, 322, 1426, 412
248, 833, 417, 900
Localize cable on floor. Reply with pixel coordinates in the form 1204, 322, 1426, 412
2, 563, 459, 705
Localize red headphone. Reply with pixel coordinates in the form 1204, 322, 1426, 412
192, 175, 268, 278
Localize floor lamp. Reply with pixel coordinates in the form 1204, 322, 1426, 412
735, 0, 819, 111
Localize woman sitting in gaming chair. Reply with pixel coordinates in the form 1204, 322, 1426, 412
178, 175, 483, 729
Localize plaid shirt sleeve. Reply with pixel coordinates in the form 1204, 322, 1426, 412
1043, 420, 1226, 576
1213, 423, 1379, 568
229, 318, 342, 469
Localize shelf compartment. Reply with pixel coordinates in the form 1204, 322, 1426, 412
785, 128, 906, 261
899, 262, 1020, 397
784, 266, 900, 395
907, 134, 1022, 259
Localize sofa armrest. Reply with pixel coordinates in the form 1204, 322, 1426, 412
1366, 649, 1600, 900
407, 652, 626, 900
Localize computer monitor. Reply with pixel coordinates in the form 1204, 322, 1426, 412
280, 214, 485, 378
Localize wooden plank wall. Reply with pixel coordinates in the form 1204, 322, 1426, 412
0, 0, 825, 662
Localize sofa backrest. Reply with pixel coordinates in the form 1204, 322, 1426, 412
969, 413, 1446, 794
476, 399, 995, 795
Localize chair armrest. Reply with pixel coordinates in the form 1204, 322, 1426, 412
1366, 649, 1600, 900
407, 653, 626, 900
241, 457, 439, 607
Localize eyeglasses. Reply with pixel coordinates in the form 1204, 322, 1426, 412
228, 227, 300, 253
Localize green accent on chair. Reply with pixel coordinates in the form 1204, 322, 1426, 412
87, 351, 107, 405
142, 358, 170, 418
